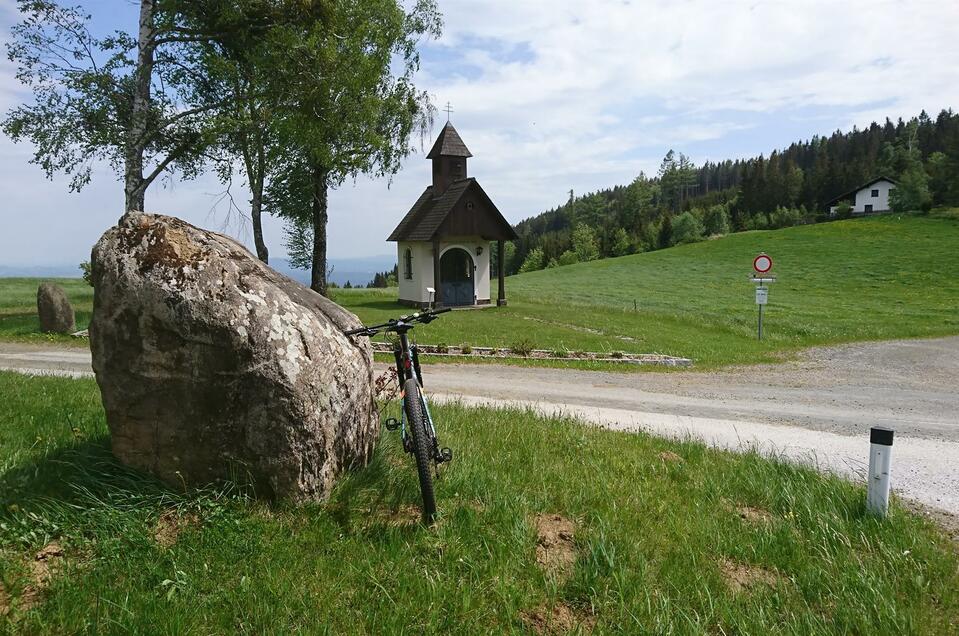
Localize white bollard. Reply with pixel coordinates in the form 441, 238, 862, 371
866, 427, 894, 517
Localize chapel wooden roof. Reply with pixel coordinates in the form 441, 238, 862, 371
387, 178, 518, 242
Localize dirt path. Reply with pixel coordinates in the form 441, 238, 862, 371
2, 337, 958, 518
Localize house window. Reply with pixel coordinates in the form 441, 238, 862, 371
871, 189, 879, 197
403, 248, 413, 280
452, 161, 463, 178
864, 204, 873, 213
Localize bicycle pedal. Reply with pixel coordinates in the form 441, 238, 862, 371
384, 417, 401, 431
438, 447, 453, 463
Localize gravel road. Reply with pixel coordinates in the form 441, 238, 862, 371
2, 338, 957, 519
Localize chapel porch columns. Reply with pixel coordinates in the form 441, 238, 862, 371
497, 239, 507, 306
432, 237, 443, 307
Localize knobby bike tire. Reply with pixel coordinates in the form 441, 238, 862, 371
403, 378, 437, 523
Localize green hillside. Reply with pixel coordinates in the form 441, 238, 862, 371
333, 213, 959, 367
2, 213, 957, 368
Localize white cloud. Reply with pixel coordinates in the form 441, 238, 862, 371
1, 0, 957, 265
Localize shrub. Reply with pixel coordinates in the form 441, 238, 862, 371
833, 202, 853, 219
770, 206, 802, 229
572, 223, 600, 262
510, 339, 536, 357
460, 343, 473, 355
671, 211, 705, 245
435, 343, 449, 354
79, 261, 93, 286
703, 204, 730, 236
557, 250, 579, 266
518, 247, 545, 273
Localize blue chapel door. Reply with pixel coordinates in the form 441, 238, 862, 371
439, 248, 474, 306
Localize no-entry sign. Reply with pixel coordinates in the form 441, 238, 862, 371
753, 253, 773, 274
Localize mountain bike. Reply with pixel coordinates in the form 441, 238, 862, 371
344, 308, 453, 523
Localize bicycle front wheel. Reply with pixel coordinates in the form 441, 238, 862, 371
403, 378, 437, 523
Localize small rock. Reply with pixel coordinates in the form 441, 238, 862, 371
36, 282, 75, 334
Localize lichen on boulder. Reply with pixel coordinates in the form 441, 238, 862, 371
89, 212, 378, 501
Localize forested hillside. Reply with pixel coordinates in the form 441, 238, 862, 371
502, 109, 959, 274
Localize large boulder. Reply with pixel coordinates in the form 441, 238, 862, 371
89, 212, 378, 502
37, 282, 76, 334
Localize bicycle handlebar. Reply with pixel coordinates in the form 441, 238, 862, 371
343, 307, 451, 337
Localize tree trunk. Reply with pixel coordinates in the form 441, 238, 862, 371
243, 136, 269, 263
251, 185, 268, 263
124, 0, 156, 216
310, 165, 329, 296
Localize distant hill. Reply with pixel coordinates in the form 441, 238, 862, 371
270, 256, 395, 288
0, 255, 397, 288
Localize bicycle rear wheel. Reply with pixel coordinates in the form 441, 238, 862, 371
403, 378, 437, 523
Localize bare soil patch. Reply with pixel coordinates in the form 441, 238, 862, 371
16, 541, 66, 612
0, 582, 10, 616
154, 510, 200, 548
533, 514, 577, 580
657, 450, 683, 463
719, 558, 782, 593
379, 504, 421, 527
736, 504, 772, 525
899, 498, 959, 545
522, 602, 595, 635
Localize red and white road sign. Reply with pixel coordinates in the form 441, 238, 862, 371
753, 253, 773, 274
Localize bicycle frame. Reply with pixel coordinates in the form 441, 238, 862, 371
395, 332, 438, 447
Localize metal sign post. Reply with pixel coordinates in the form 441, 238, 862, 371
751, 253, 775, 341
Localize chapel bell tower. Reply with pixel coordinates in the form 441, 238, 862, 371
428, 122, 473, 195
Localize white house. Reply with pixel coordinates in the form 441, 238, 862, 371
828, 177, 898, 215
388, 122, 517, 308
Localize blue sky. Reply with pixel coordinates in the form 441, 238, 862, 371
1, 0, 957, 266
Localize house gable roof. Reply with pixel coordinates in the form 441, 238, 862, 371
826, 176, 899, 206
387, 178, 517, 242
426, 122, 473, 159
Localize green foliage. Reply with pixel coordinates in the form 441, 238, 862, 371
891, 167, 933, 213
78, 262, 93, 287
657, 215, 673, 249
545, 257, 558, 269
509, 338, 536, 357
833, 202, 853, 219
703, 204, 731, 236
571, 223, 600, 262
518, 247, 545, 273
610, 227, 631, 256
460, 343, 472, 355
769, 206, 803, 229
557, 250, 579, 266
670, 211, 705, 245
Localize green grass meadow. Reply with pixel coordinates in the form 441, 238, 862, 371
329, 214, 959, 368
0, 278, 92, 346
0, 372, 957, 633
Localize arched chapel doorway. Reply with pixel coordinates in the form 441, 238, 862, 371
440, 248, 474, 306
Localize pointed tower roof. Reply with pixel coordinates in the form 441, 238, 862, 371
427, 122, 473, 158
